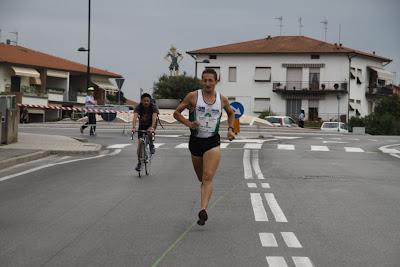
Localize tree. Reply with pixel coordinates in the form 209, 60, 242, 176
106, 91, 127, 104
153, 74, 202, 100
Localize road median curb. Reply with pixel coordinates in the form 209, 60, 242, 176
0, 151, 51, 170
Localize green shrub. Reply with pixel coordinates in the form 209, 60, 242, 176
258, 110, 275, 119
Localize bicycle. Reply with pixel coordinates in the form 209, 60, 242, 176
131, 130, 153, 177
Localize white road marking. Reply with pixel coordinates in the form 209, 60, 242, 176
368, 139, 378, 142
244, 143, 262, 149
154, 143, 164, 148
252, 150, 265, 179
107, 144, 132, 149
346, 138, 360, 141
243, 150, 253, 179
281, 232, 302, 248
220, 143, 229, 148
292, 257, 314, 267
344, 147, 364, 153
310, 145, 330, 152
266, 256, 288, 267
330, 137, 342, 140
259, 233, 278, 247
175, 143, 188, 148
231, 139, 264, 143
247, 183, 257, 188
378, 144, 400, 159
273, 136, 301, 140
261, 183, 271, 189
157, 134, 181, 138
250, 193, 268, 221
277, 144, 295, 150
264, 193, 288, 222
323, 140, 347, 144
390, 153, 400, 159
107, 149, 122, 156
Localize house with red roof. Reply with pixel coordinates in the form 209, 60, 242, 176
188, 35, 395, 122
0, 43, 122, 122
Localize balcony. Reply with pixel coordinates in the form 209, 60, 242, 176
365, 85, 394, 99
272, 81, 348, 99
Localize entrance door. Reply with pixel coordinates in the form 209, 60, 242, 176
11, 76, 21, 92
286, 68, 302, 90
286, 99, 302, 119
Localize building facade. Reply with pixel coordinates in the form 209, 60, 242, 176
188, 36, 395, 122
0, 43, 121, 122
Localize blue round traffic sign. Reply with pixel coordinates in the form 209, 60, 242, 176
230, 102, 244, 119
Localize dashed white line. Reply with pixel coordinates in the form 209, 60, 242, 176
220, 143, 229, 148
344, 147, 364, 153
244, 143, 262, 149
247, 183, 257, 188
261, 183, 271, 189
243, 149, 253, 179
259, 233, 278, 247
252, 150, 265, 179
154, 143, 164, 148
266, 256, 288, 267
107, 144, 132, 149
277, 144, 295, 150
264, 193, 288, 222
250, 193, 268, 221
281, 232, 302, 248
292, 257, 314, 267
175, 143, 188, 149
310, 145, 330, 152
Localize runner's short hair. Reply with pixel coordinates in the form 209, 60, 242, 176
141, 93, 152, 100
202, 68, 218, 81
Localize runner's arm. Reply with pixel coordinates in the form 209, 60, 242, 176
173, 92, 199, 129
132, 112, 138, 129
150, 113, 158, 130
221, 95, 235, 141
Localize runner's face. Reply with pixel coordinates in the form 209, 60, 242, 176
202, 73, 217, 93
142, 97, 151, 107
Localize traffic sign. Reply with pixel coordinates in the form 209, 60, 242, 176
230, 102, 244, 119
115, 78, 125, 90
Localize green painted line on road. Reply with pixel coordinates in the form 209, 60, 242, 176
151, 181, 242, 267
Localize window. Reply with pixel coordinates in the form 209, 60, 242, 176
205, 67, 220, 81
350, 67, 356, 79
357, 68, 362, 84
309, 68, 320, 90
349, 99, 355, 103
254, 98, 270, 112
209, 55, 217, 59
356, 100, 361, 104
311, 54, 320, 59
228, 67, 237, 82
254, 67, 271, 82
308, 100, 319, 121
227, 97, 236, 103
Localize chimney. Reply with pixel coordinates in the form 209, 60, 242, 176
372, 51, 376, 55
266, 35, 271, 40
6, 39, 11, 45
339, 43, 343, 47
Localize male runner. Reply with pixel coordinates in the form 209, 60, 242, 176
173, 68, 235, 226
132, 93, 159, 171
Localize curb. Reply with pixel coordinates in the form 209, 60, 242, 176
0, 151, 51, 170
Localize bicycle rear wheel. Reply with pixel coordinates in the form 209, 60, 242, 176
138, 139, 145, 177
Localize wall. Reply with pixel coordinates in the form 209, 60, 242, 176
0, 64, 12, 93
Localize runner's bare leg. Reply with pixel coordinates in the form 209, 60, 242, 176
201, 146, 221, 210
191, 155, 203, 182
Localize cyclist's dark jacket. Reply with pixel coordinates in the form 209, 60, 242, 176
134, 103, 159, 130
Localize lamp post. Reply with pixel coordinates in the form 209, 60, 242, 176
78, 0, 91, 91
194, 59, 210, 79
337, 93, 341, 132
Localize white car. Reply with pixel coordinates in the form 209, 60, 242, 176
320, 122, 348, 133
266, 116, 298, 127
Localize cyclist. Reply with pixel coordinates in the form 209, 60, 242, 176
132, 93, 159, 172
173, 68, 235, 226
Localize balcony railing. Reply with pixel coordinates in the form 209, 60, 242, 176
366, 85, 393, 96
273, 81, 348, 92
21, 86, 47, 98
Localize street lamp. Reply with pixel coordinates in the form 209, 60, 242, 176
78, 0, 91, 91
337, 93, 341, 132
194, 59, 210, 79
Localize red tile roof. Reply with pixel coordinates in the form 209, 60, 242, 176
188, 36, 391, 62
0, 43, 122, 77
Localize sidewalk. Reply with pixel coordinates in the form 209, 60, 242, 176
0, 133, 102, 169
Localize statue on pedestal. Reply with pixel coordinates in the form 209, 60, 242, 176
164, 45, 183, 76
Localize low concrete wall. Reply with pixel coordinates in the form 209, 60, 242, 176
156, 99, 180, 109
352, 127, 366, 135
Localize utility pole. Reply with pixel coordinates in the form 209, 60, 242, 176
298, 17, 304, 35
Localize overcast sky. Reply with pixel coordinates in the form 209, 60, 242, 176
1, 0, 399, 101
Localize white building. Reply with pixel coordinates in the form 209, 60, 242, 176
0, 43, 121, 122
188, 36, 395, 122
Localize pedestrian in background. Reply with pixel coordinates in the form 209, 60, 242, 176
80, 87, 97, 135
298, 109, 305, 128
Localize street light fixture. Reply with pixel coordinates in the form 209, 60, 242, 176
77, 0, 91, 91
194, 59, 210, 79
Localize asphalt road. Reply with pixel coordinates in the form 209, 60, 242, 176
1, 126, 399, 266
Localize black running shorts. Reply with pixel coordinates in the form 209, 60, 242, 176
189, 134, 220, 157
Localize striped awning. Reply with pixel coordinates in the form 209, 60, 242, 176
282, 63, 325, 68
12, 66, 40, 78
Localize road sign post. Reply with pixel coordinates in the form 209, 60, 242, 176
230, 101, 244, 134
115, 78, 125, 106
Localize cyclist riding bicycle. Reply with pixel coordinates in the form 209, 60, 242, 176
132, 93, 159, 172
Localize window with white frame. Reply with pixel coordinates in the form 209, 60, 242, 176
254, 67, 271, 82
254, 98, 270, 112
205, 67, 220, 81
228, 67, 237, 82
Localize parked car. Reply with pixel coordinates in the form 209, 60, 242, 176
320, 122, 348, 133
265, 116, 298, 127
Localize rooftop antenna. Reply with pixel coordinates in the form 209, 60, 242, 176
298, 17, 304, 35
338, 24, 341, 44
320, 19, 328, 41
274, 16, 284, 36
9, 31, 18, 45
